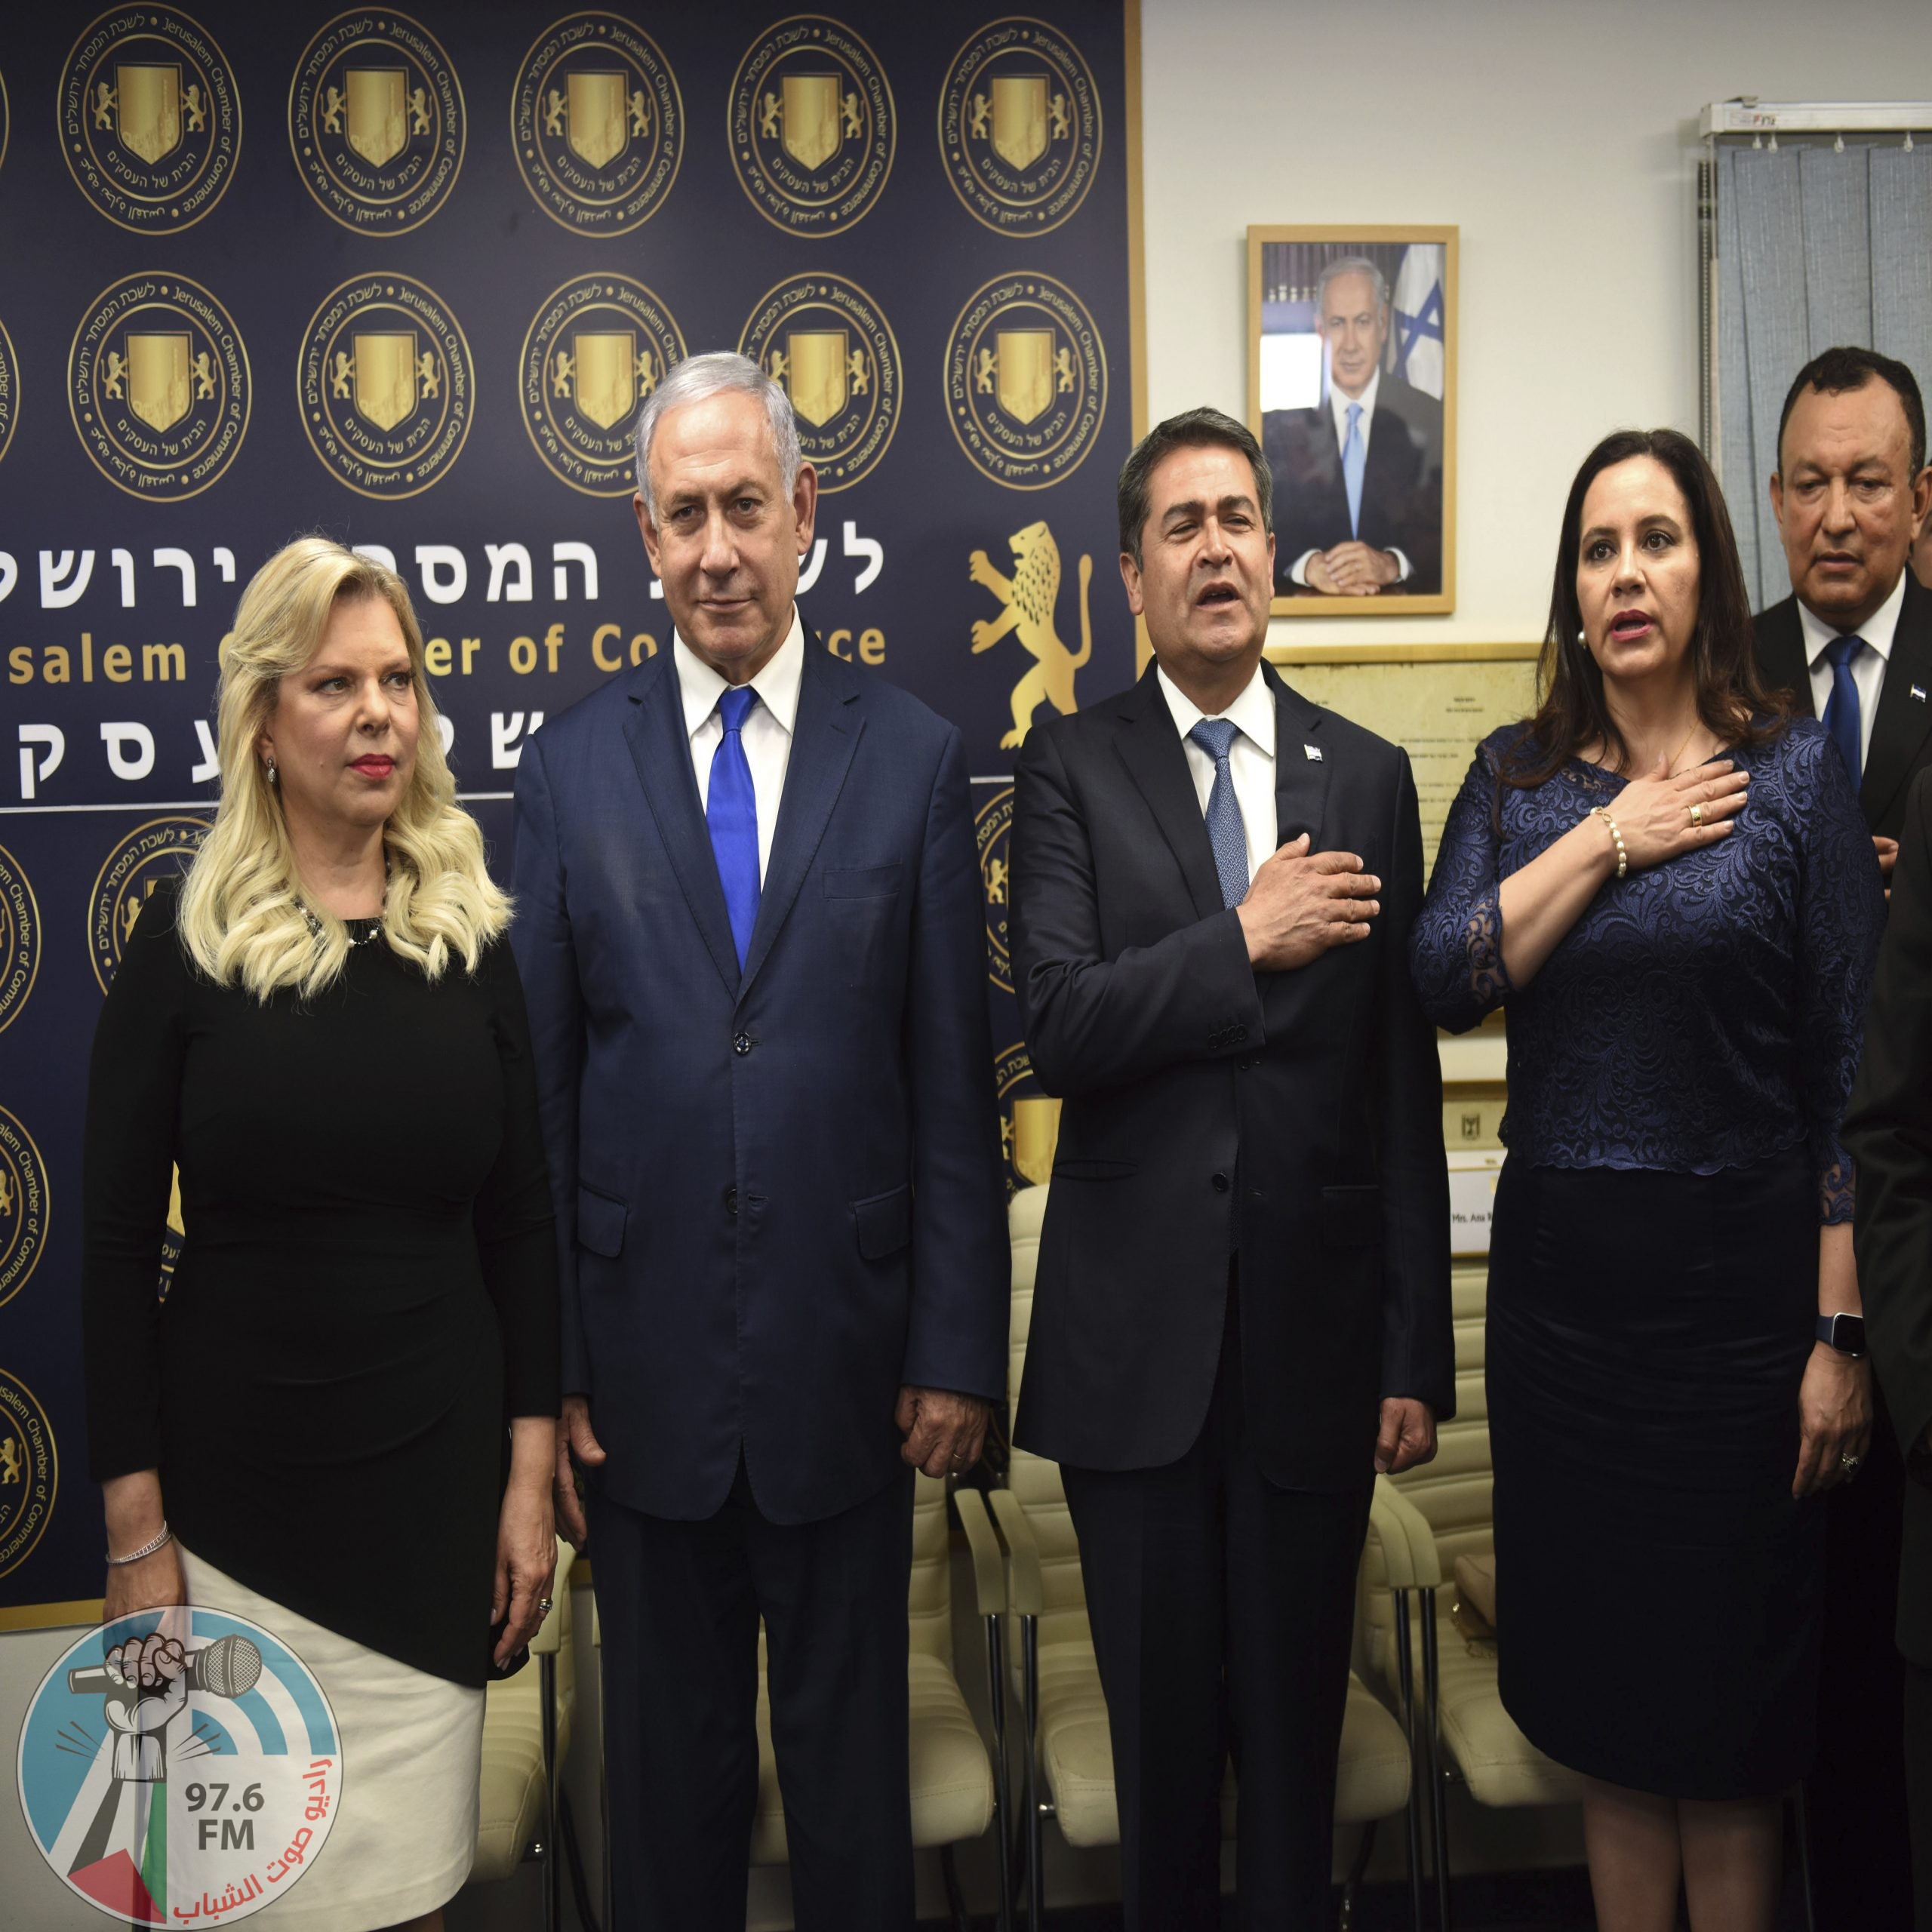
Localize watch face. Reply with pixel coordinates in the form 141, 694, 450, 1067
1823, 1313, 1867, 1353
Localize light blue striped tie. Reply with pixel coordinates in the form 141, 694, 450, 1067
1189, 717, 1250, 909
1342, 401, 1365, 538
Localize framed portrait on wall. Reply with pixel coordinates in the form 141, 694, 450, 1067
1247, 224, 1458, 617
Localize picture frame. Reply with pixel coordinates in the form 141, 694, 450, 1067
1247, 223, 1459, 618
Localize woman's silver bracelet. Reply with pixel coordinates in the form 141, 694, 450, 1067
106, 1524, 173, 1567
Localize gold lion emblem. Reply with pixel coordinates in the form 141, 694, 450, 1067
0, 1434, 20, 1484
970, 520, 1093, 749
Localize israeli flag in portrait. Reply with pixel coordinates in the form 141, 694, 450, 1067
1392, 244, 1446, 399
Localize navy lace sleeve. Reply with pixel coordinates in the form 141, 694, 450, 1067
1411, 731, 1518, 1032
1788, 728, 1884, 1222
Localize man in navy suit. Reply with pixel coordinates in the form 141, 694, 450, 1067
511, 352, 1008, 1929
1264, 255, 1444, 598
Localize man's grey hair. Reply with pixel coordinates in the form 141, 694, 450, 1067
632, 351, 802, 515
1315, 254, 1389, 318
1116, 407, 1272, 568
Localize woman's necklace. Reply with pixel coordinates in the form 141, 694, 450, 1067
1661, 719, 1708, 778
297, 856, 391, 947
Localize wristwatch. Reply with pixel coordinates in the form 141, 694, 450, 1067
1815, 1312, 1867, 1358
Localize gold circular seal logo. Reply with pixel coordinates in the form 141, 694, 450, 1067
0, 842, 41, 1037
0, 1368, 56, 1580
289, 10, 464, 234
938, 18, 1100, 235
61, 8, 241, 232
976, 786, 1014, 993
522, 275, 685, 497
69, 274, 250, 502
0, 316, 17, 469
740, 275, 900, 492
728, 16, 894, 235
512, 12, 683, 235
0, 66, 11, 176
0, 1108, 49, 1313
946, 272, 1107, 490
300, 276, 472, 498
89, 814, 209, 995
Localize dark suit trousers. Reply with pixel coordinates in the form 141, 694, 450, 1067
1060, 1278, 1374, 1929
1810, 1390, 1912, 1930
589, 1458, 915, 1932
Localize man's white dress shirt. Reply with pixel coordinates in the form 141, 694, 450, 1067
1798, 568, 1907, 775
1158, 661, 1278, 888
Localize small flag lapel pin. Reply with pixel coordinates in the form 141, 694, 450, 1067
1303, 743, 1324, 762
1912, 685, 1927, 703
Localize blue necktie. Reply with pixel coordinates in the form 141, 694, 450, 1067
1341, 401, 1365, 539
1821, 635, 1864, 786
1189, 718, 1250, 909
707, 685, 761, 968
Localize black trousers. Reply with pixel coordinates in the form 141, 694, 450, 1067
1907, 1660, 1932, 1932
1809, 1395, 1912, 1930
589, 1457, 915, 1932
1060, 1285, 1375, 1930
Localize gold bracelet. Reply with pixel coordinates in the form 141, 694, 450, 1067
1591, 806, 1628, 880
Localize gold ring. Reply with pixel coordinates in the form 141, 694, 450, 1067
1689, 801, 1703, 827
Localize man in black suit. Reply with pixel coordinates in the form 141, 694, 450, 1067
1263, 256, 1444, 597
1010, 406, 1453, 1925
1754, 343, 1932, 1932
1841, 764, 1932, 1932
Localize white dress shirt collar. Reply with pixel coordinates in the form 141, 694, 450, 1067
1797, 568, 1906, 669
1156, 659, 1276, 761
672, 606, 805, 740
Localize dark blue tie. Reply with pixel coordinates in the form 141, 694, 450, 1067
1188, 717, 1250, 909
707, 685, 760, 968
1821, 635, 1864, 786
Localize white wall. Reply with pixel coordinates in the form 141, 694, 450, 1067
1140, 0, 1932, 649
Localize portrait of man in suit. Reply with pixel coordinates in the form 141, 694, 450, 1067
509, 351, 1007, 1930
1009, 405, 1452, 1924
1263, 253, 1447, 599
1753, 341, 1932, 1932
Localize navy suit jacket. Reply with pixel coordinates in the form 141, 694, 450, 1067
510, 629, 1008, 1525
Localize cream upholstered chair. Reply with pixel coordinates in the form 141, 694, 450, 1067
746, 1472, 1014, 1932
1359, 1259, 1585, 1930
472, 1538, 579, 1932
990, 1183, 1420, 1931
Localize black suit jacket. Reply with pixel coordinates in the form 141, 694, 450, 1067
1264, 375, 1444, 596
1752, 571, 1932, 841
1008, 660, 1453, 1491
1841, 764, 1932, 1669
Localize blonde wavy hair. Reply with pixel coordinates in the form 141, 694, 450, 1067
177, 537, 509, 998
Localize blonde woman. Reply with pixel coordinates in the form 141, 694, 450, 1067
81, 538, 559, 1932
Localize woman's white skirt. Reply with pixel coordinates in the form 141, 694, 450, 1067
178, 1540, 486, 1929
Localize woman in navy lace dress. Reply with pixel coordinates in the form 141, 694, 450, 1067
1413, 429, 1881, 1930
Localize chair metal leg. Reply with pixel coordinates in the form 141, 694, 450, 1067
1420, 1589, 1450, 1932
940, 1841, 971, 1932
540, 1650, 560, 1932
984, 1613, 1016, 1932
1793, 1785, 1817, 1932
1338, 1819, 1377, 1930
1023, 1614, 1044, 1930
1392, 1589, 1427, 1932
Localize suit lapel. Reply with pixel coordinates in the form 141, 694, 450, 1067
1758, 598, 1814, 716
624, 654, 742, 998
1862, 576, 1932, 828
1265, 663, 1332, 851
1113, 668, 1224, 920
737, 638, 861, 1000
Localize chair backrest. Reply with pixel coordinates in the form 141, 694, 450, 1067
909, 1471, 953, 1666
1006, 1183, 1092, 1653
1355, 1258, 1491, 1680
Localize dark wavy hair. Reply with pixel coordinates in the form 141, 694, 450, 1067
1504, 427, 1785, 788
